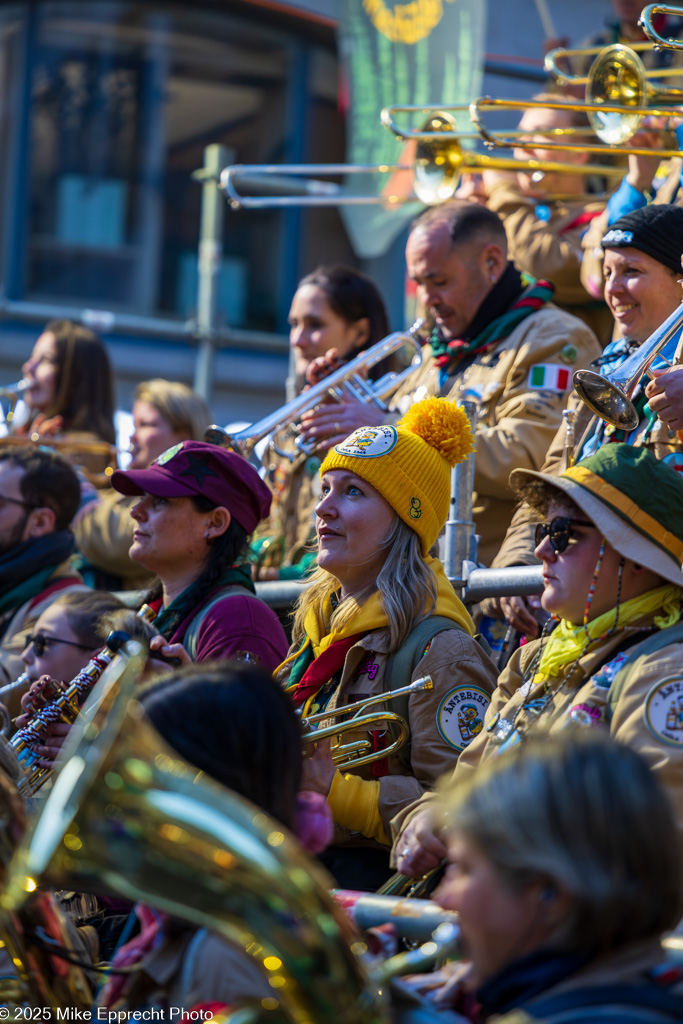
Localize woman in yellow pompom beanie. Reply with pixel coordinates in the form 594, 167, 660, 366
276, 397, 498, 890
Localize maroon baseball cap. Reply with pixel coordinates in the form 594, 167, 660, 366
111, 440, 272, 534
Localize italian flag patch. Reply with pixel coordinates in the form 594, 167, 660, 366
528, 364, 571, 392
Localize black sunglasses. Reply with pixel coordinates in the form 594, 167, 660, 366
0, 492, 39, 511
535, 516, 594, 554
24, 633, 93, 657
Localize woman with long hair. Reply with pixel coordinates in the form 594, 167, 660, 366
110, 440, 288, 670
13, 320, 116, 483
253, 264, 393, 582
277, 397, 498, 889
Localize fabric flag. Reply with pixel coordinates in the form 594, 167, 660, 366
528, 364, 572, 392
337, 0, 486, 258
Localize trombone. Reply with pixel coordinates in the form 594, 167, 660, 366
302, 675, 434, 769
573, 301, 683, 429
221, 162, 419, 208
469, 95, 683, 157
640, 4, 683, 49
545, 41, 683, 145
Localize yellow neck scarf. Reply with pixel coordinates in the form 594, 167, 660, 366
306, 556, 474, 657
534, 584, 683, 683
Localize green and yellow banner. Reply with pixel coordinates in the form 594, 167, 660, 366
337, 0, 486, 257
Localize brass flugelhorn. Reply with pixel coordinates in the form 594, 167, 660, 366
211, 319, 425, 463
574, 301, 683, 429
302, 675, 434, 769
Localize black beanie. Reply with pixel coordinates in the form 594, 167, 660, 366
600, 203, 683, 275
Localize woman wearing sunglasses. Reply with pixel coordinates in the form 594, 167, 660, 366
396, 441, 683, 879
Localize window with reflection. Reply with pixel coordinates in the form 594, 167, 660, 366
16, 2, 344, 329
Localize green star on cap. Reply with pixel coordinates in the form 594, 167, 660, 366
156, 442, 184, 465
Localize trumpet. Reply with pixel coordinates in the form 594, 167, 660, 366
0, 433, 119, 488
302, 675, 434, 769
0, 379, 28, 427
641, 4, 683, 49
215, 319, 425, 463
573, 301, 683, 428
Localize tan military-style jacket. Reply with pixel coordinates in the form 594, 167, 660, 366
282, 623, 497, 846
486, 182, 613, 343
392, 307, 602, 566
393, 613, 683, 843
490, 385, 683, 572
254, 451, 321, 575
75, 489, 153, 590
105, 927, 272, 1012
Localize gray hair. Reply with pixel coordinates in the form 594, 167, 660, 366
438, 732, 682, 959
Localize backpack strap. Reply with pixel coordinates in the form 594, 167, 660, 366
605, 620, 683, 724
183, 584, 252, 661
382, 616, 466, 771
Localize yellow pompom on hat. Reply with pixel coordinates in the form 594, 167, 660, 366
319, 397, 475, 554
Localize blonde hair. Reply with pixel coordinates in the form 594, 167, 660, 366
291, 516, 437, 651
438, 732, 682, 959
135, 379, 212, 441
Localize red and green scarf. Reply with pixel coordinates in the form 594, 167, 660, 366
430, 269, 555, 371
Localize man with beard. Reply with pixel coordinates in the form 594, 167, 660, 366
0, 446, 87, 708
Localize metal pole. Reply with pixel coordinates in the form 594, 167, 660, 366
193, 143, 231, 402
444, 400, 477, 591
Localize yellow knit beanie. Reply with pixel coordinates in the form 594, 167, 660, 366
319, 397, 475, 554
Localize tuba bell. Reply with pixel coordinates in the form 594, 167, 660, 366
573, 301, 683, 429
1, 641, 389, 1022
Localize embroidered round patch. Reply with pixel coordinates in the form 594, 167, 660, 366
663, 452, 683, 477
437, 685, 490, 752
155, 442, 184, 465
644, 676, 683, 746
334, 425, 398, 458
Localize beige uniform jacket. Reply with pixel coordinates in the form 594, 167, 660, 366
282, 623, 497, 846
490, 388, 683, 572
254, 451, 321, 573
393, 615, 683, 843
107, 926, 272, 1012
74, 489, 153, 590
392, 307, 602, 566
486, 182, 612, 343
